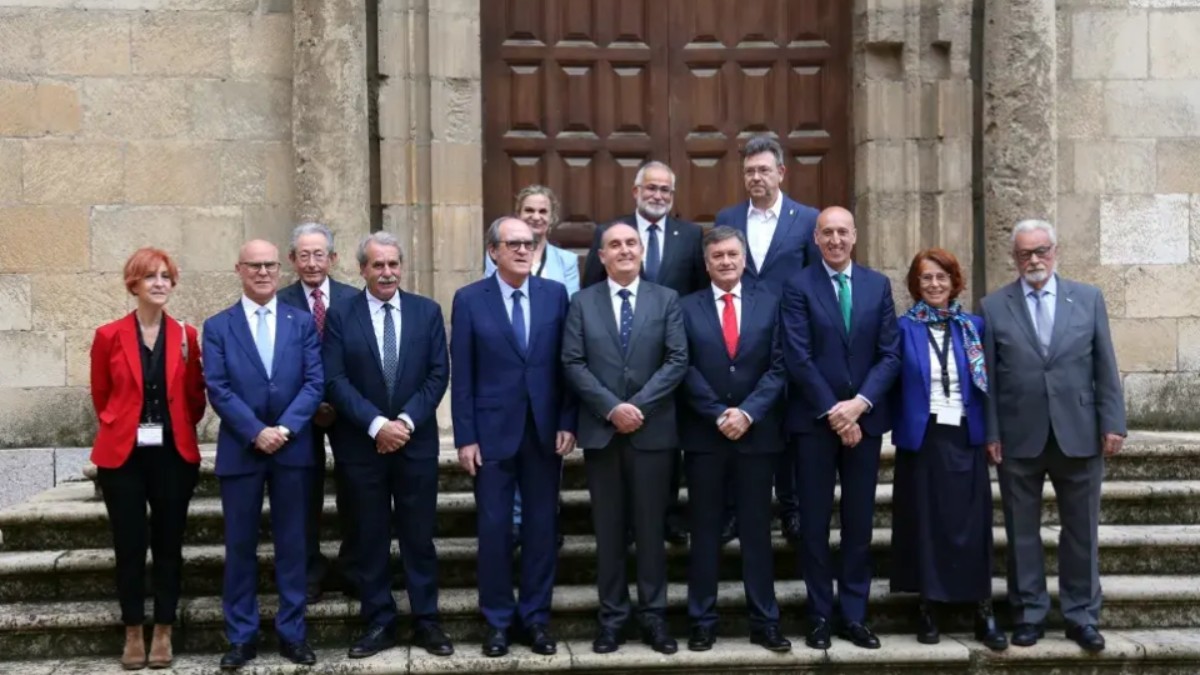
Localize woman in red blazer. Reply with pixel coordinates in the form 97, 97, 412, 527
90, 247, 206, 670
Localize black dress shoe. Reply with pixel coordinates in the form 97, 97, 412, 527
805, 618, 832, 650
279, 640, 316, 666
687, 625, 716, 652
523, 623, 557, 656
592, 626, 624, 654
974, 601, 1008, 651
481, 627, 508, 658
1066, 624, 1106, 653
720, 515, 738, 545
413, 622, 454, 656
781, 513, 802, 543
837, 621, 881, 649
750, 624, 792, 652
664, 519, 689, 546
917, 600, 940, 644
305, 583, 323, 605
348, 624, 397, 659
219, 643, 257, 670
640, 620, 678, 655
1010, 623, 1045, 647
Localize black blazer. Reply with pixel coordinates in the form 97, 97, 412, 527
581, 215, 706, 297
277, 278, 360, 316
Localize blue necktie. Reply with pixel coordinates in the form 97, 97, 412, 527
511, 289, 527, 352
254, 306, 273, 378
645, 223, 661, 282
1031, 290, 1053, 356
382, 303, 398, 395
617, 289, 634, 353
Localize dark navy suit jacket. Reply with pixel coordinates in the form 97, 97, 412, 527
277, 278, 360, 317
780, 262, 901, 437
891, 314, 988, 450
581, 214, 707, 297
202, 300, 324, 477
680, 285, 786, 455
450, 275, 578, 459
322, 290, 449, 463
714, 195, 820, 295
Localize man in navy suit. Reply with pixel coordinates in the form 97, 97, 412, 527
277, 222, 363, 603
679, 226, 790, 653
203, 239, 324, 669
715, 135, 821, 544
581, 161, 705, 545
322, 232, 453, 658
781, 206, 900, 650
451, 216, 578, 657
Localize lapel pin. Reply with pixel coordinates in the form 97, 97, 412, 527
673, 230, 678, 236
789, 209, 795, 216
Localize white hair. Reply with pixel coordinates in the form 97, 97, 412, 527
290, 222, 335, 254
633, 161, 677, 189
1011, 219, 1058, 247
356, 231, 404, 266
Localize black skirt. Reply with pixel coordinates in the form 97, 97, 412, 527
889, 419, 993, 603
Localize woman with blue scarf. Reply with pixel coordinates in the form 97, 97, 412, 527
889, 248, 1007, 651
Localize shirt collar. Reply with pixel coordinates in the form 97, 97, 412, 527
241, 295, 278, 316
1021, 274, 1057, 298
495, 273, 530, 299
301, 277, 331, 300
365, 289, 400, 313
635, 211, 664, 232
712, 282, 742, 301
608, 276, 640, 298
822, 260, 853, 279
748, 190, 784, 220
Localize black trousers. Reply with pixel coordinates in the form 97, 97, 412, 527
305, 428, 359, 590
96, 443, 199, 626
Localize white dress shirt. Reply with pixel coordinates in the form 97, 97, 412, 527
364, 290, 415, 438
607, 276, 640, 328
635, 211, 666, 270
241, 295, 278, 345
496, 274, 531, 338
712, 282, 742, 332
927, 324, 964, 416
746, 190, 783, 269
301, 277, 332, 312
1020, 273, 1058, 327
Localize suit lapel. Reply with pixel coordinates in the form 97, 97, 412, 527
1046, 278, 1074, 363
393, 292, 413, 388
593, 284, 622, 351
1003, 282, 1042, 357
625, 285, 653, 355
272, 303, 297, 378
485, 278, 524, 359
353, 294, 387, 381
229, 304, 270, 380
118, 315, 144, 391
735, 287, 756, 360
163, 313, 180, 390
758, 200, 797, 275
813, 266, 849, 344
848, 268, 871, 343
949, 320, 971, 405
656, 217, 682, 284
907, 320, 932, 395
729, 204, 758, 274
526, 278, 550, 356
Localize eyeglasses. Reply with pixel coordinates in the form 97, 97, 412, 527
502, 240, 537, 252
743, 166, 778, 177
240, 261, 281, 273
294, 251, 328, 263
919, 273, 951, 284
1015, 246, 1054, 263
639, 184, 674, 195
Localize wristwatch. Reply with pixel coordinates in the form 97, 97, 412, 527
277, 425, 293, 441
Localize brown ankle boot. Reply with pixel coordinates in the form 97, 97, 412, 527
121, 625, 146, 670
147, 624, 173, 669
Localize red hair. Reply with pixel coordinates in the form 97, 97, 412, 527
123, 247, 179, 295
905, 247, 965, 302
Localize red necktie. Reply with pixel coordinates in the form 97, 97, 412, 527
721, 293, 738, 358
311, 288, 326, 339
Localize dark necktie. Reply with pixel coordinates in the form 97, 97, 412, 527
310, 288, 326, 339
721, 293, 738, 358
617, 289, 633, 353
645, 223, 661, 282
382, 303, 398, 395
511, 289, 527, 352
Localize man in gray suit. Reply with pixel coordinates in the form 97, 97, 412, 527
982, 219, 1126, 653
563, 222, 688, 656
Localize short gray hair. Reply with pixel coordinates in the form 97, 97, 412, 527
703, 225, 748, 255
356, 231, 404, 267
290, 222, 335, 254
1011, 219, 1058, 247
485, 216, 531, 250
634, 160, 676, 189
743, 135, 785, 167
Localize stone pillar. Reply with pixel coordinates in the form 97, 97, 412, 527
982, 0, 1057, 290
852, 0, 975, 306
293, 0, 372, 278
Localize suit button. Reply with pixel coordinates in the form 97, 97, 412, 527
729, 365, 736, 372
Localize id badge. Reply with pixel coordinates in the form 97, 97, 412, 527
137, 424, 164, 446
936, 405, 962, 427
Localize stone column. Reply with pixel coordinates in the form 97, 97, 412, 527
982, 0, 1057, 290
293, 0, 372, 278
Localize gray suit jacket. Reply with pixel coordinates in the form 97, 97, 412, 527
981, 275, 1126, 459
562, 280, 688, 451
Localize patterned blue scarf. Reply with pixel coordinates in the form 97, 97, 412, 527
904, 299, 988, 393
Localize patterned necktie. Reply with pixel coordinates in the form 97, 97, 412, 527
645, 223, 661, 282
254, 306, 273, 378
382, 303, 398, 395
511, 289, 527, 352
1032, 290, 1053, 356
721, 292, 738, 358
835, 273, 851, 332
617, 289, 634, 353
310, 288, 326, 339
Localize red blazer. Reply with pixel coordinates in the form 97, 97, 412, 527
90, 312, 206, 468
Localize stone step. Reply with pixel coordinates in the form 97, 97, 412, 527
5, 525, 1200, 604
0, 577, 1195, 660
4, 476, 1199, 553
96, 430, 1200, 498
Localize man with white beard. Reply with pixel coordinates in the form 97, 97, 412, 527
582, 160, 706, 545
981, 219, 1126, 654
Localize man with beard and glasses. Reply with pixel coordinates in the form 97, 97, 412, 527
582, 161, 705, 545
981, 219, 1125, 654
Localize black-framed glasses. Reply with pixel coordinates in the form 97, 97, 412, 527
502, 240, 537, 252
919, 273, 951, 284
240, 261, 281, 273
1015, 246, 1054, 263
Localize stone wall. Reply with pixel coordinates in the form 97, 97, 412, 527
0, 0, 297, 462
1053, 1, 1200, 428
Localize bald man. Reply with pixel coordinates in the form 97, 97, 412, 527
203, 239, 324, 668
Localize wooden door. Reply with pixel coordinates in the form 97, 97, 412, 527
482, 0, 850, 245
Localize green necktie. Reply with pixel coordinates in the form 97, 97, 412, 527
835, 273, 851, 332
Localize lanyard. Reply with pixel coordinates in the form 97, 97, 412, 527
926, 324, 951, 399
534, 254, 547, 278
